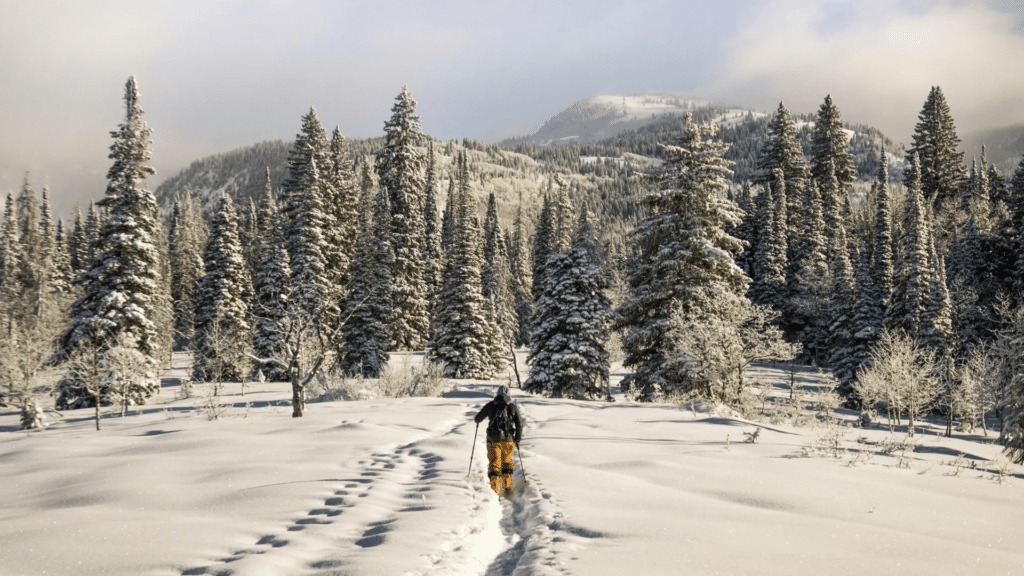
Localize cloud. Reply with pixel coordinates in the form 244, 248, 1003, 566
707, 0, 1024, 145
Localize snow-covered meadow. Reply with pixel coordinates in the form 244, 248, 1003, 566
2, 353, 1023, 576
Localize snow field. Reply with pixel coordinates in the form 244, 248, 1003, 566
1, 354, 1023, 575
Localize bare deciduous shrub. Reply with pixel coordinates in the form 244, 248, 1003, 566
855, 330, 938, 437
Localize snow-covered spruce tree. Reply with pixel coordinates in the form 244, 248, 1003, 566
376, 86, 430, 350
550, 177, 574, 253
322, 127, 359, 313
819, 160, 845, 241
280, 108, 331, 322
481, 192, 501, 301
192, 194, 252, 384
339, 187, 394, 378
614, 113, 748, 401
755, 102, 809, 254
791, 180, 830, 365
440, 176, 456, 254
422, 141, 443, 302
39, 187, 55, 263
848, 240, 880, 389
168, 188, 207, 350
827, 224, 858, 397
13, 175, 43, 302
83, 201, 100, 264
907, 86, 966, 205
509, 193, 534, 346
531, 192, 554, 303
750, 170, 787, 310
525, 207, 612, 399
756, 102, 810, 188
886, 153, 934, 342
251, 185, 291, 381
68, 208, 87, 274
50, 220, 74, 296
922, 235, 952, 354
55, 76, 161, 410
810, 95, 855, 196
872, 148, 895, 313
731, 181, 756, 278
0, 194, 16, 295
492, 228, 519, 350
427, 157, 498, 379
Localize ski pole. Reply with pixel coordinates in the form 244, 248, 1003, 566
468, 422, 479, 476
515, 442, 526, 477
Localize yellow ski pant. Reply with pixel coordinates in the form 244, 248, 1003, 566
486, 441, 515, 494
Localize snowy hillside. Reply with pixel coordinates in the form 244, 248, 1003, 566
2, 353, 1022, 576
525, 92, 710, 145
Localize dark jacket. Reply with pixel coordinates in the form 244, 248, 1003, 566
474, 393, 522, 443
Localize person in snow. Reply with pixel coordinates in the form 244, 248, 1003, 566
474, 385, 523, 496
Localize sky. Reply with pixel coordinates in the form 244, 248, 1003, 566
1, 0, 1023, 217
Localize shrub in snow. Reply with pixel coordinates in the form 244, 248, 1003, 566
855, 329, 938, 437
20, 396, 47, 430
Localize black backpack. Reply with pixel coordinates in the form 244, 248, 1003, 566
489, 402, 516, 439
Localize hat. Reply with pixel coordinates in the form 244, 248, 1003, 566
497, 385, 509, 397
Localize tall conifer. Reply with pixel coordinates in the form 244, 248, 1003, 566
615, 113, 747, 400
376, 86, 430, 350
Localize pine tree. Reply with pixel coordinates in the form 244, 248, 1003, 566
340, 187, 394, 377
872, 148, 895, 313
755, 101, 809, 251
481, 192, 501, 301
251, 187, 291, 381
0, 194, 16, 289
550, 177, 574, 253
49, 219, 74, 295
827, 224, 857, 396
38, 187, 56, 263
750, 170, 787, 310
525, 207, 612, 398
322, 128, 359, 312
756, 102, 810, 187
427, 156, 498, 379
886, 153, 933, 340
84, 201, 100, 263
56, 77, 161, 409
68, 208, 87, 274
907, 86, 966, 204
491, 228, 519, 351
281, 108, 331, 322
615, 113, 747, 400
531, 192, 555, 303
440, 176, 456, 253
15, 175, 43, 295
192, 194, 252, 383
168, 188, 207, 350
1008, 157, 1024, 236
848, 240, 880, 399
731, 181, 756, 277
422, 142, 443, 301
376, 86, 429, 350
988, 162, 1009, 208
509, 194, 534, 346
810, 95, 855, 191
791, 180, 830, 365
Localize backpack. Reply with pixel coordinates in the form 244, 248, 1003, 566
489, 402, 516, 439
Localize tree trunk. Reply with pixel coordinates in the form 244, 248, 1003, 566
291, 378, 304, 417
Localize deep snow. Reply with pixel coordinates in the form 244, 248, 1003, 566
1, 353, 1022, 576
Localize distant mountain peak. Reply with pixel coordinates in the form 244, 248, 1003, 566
527, 92, 711, 145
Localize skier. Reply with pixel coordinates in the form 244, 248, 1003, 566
474, 385, 523, 497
